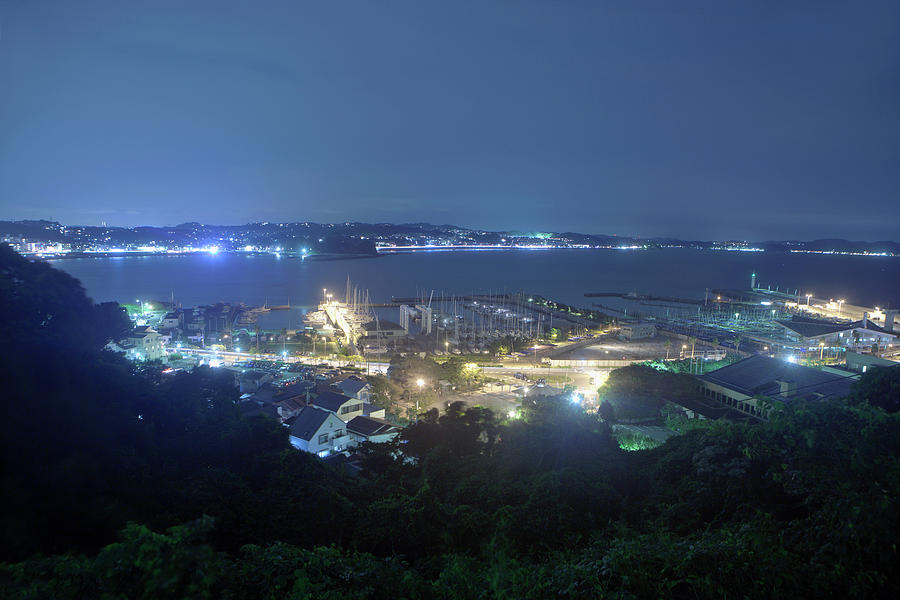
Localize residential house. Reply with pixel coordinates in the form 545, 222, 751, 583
311, 390, 365, 421
108, 327, 166, 361
239, 370, 274, 394
334, 376, 372, 403
347, 415, 400, 445
244, 380, 313, 421
289, 407, 351, 457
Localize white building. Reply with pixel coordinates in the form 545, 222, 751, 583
776, 316, 896, 352
289, 407, 351, 458
109, 327, 166, 361
619, 322, 656, 340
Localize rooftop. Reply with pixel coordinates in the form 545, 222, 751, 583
776, 315, 891, 339
311, 390, 355, 413
289, 406, 333, 441
699, 354, 856, 403
347, 415, 399, 438
335, 376, 369, 395
362, 319, 404, 331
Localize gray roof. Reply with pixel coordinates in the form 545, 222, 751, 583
362, 319, 404, 331
776, 316, 891, 339
347, 415, 399, 437
289, 406, 333, 441
336, 376, 369, 395
240, 402, 279, 420
311, 390, 354, 413
699, 355, 855, 403
273, 397, 304, 412
240, 369, 270, 382
362, 403, 383, 417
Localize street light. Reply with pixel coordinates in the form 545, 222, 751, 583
838, 300, 845, 317
806, 294, 812, 306
414, 378, 425, 423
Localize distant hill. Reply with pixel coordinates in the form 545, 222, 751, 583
0, 220, 896, 255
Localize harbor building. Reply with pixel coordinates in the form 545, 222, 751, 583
775, 315, 896, 351
619, 322, 656, 340
698, 355, 857, 419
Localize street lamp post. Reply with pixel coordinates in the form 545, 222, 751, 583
415, 378, 424, 423
806, 294, 812, 307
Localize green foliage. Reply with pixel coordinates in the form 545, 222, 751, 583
847, 365, 900, 412
599, 364, 703, 421
614, 429, 663, 451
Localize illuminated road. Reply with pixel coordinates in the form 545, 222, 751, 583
173, 347, 606, 401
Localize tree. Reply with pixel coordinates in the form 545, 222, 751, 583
847, 366, 900, 413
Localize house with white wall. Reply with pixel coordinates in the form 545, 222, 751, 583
334, 376, 372, 403
289, 406, 350, 458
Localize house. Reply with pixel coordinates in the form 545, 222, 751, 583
245, 380, 313, 421
334, 376, 372, 402
272, 397, 305, 421
698, 354, 857, 419
289, 407, 351, 457
109, 327, 166, 361
250, 380, 313, 404
239, 370, 274, 394
311, 390, 366, 421
362, 403, 387, 419
160, 312, 180, 329
239, 402, 280, 420
346, 415, 400, 445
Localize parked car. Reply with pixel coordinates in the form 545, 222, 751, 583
514, 372, 525, 380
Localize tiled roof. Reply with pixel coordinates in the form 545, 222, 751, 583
289, 407, 332, 441
347, 415, 399, 437
311, 390, 354, 413
336, 376, 369, 395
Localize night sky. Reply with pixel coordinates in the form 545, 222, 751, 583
1, 1, 898, 241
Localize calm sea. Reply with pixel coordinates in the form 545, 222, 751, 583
49, 249, 899, 316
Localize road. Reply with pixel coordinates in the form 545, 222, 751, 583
175, 347, 609, 416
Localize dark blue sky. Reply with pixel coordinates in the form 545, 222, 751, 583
1, 1, 898, 240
